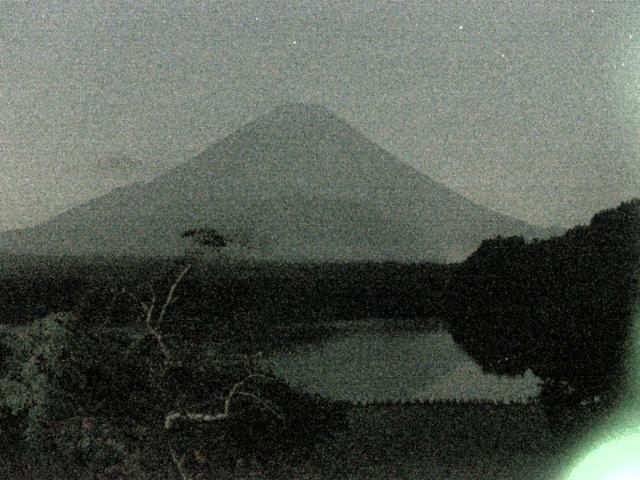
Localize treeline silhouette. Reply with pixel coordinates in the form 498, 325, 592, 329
338, 397, 536, 408
0, 258, 448, 330
443, 199, 640, 434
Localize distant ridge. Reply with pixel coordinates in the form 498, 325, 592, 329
0, 104, 556, 261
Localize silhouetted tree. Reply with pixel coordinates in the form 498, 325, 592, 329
182, 228, 228, 259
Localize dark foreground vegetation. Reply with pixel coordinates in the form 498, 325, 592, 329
0, 258, 449, 359
0, 199, 638, 478
0, 310, 346, 479
0, 257, 448, 326
443, 198, 640, 439
0, 250, 451, 477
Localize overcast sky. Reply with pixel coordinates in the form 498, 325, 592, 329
1, 0, 639, 230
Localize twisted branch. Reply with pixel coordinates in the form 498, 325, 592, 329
157, 265, 191, 326
120, 263, 282, 478
170, 446, 193, 480
164, 372, 282, 430
123, 265, 191, 362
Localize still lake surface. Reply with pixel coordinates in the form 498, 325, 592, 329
266, 329, 540, 403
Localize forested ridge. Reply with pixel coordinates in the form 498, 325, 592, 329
443, 198, 640, 434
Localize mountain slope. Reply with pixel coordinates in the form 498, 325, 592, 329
0, 104, 555, 261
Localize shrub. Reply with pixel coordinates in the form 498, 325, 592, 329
0, 313, 151, 472
0, 308, 345, 478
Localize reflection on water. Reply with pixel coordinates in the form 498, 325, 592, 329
266, 330, 540, 402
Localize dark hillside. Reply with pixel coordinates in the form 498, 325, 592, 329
443, 199, 640, 434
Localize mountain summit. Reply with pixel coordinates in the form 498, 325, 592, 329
0, 104, 553, 261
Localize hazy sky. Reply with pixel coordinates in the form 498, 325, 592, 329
1, 0, 639, 230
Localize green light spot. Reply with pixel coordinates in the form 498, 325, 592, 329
566, 432, 640, 479
559, 209, 640, 478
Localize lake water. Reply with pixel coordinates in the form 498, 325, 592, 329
266, 329, 541, 403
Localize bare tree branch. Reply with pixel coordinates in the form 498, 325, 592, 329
165, 411, 227, 430
118, 262, 283, 479
224, 373, 274, 415
157, 265, 191, 326
146, 317, 172, 362
123, 265, 191, 363
164, 372, 281, 431
170, 446, 193, 480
